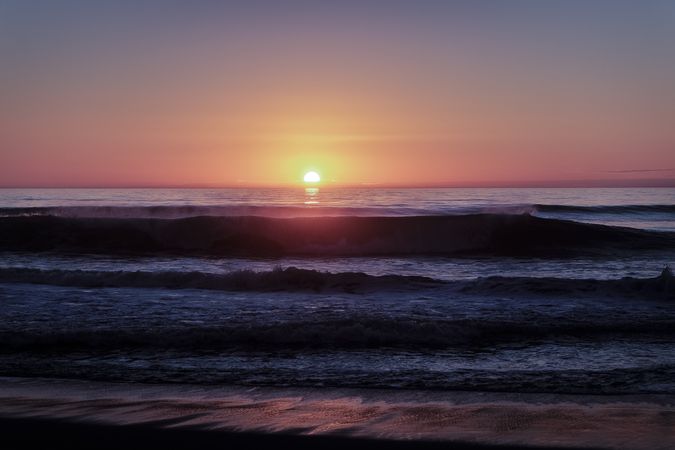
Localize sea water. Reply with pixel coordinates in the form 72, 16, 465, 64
0, 187, 673, 394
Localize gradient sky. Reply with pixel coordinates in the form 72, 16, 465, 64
1, 0, 674, 187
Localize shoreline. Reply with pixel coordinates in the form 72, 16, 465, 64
0, 377, 673, 449
0, 415, 599, 450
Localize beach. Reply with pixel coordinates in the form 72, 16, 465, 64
1, 377, 674, 449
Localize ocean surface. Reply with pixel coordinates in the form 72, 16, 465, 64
0, 187, 674, 394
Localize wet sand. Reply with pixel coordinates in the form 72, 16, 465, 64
0, 416, 600, 450
0, 377, 673, 450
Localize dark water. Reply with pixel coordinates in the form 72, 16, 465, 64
0, 188, 673, 394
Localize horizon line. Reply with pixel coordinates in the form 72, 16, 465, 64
1, 178, 674, 189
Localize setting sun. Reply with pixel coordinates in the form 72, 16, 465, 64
303, 171, 321, 183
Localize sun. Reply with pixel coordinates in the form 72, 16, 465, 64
303, 171, 321, 183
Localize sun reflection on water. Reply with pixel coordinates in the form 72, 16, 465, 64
304, 187, 319, 205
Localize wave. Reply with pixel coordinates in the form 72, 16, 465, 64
2, 363, 673, 395
0, 205, 430, 219
459, 267, 674, 299
534, 204, 675, 214
0, 267, 440, 293
3, 203, 673, 220
3, 313, 674, 353
0, 205, 541, 219
0, 267, 672, 299
1, 214, 673, 257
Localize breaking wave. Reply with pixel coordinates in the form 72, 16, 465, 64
534, 204, 675, 214
0, 267, 440, 293
459, 267, 674, 300
1, 214, 673, 257
0, 266, 672, 298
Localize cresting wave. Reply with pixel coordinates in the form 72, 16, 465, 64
0, 267, 440, 293
0, 267, 672, 298
0, 205, 428, 219
3, 203, 674, 218
534, 204, 675, 214
1, 214, 673, 257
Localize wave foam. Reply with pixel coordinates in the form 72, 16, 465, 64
534, 204, 675, 214
0, 267, 439, 293
0, 267, 672, 299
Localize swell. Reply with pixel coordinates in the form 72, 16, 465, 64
1, 214, 673, 257
2, 316, 675, 353
0, 267, 672, 298
4, 203, 673, 219
535, 204, 675, 214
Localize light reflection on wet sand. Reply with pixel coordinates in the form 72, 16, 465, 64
0, 378, 673, 450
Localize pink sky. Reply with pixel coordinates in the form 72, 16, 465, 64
1, 2, 674, 187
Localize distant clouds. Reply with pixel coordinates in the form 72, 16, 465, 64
606, 168, 675, 174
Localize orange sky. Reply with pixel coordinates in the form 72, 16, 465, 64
1, 2, 674, 187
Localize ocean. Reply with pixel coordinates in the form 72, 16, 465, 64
0, 187, 674, 396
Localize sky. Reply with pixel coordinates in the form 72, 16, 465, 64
1, 0, 674, 187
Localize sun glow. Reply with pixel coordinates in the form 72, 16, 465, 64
303, 171, 321, 183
